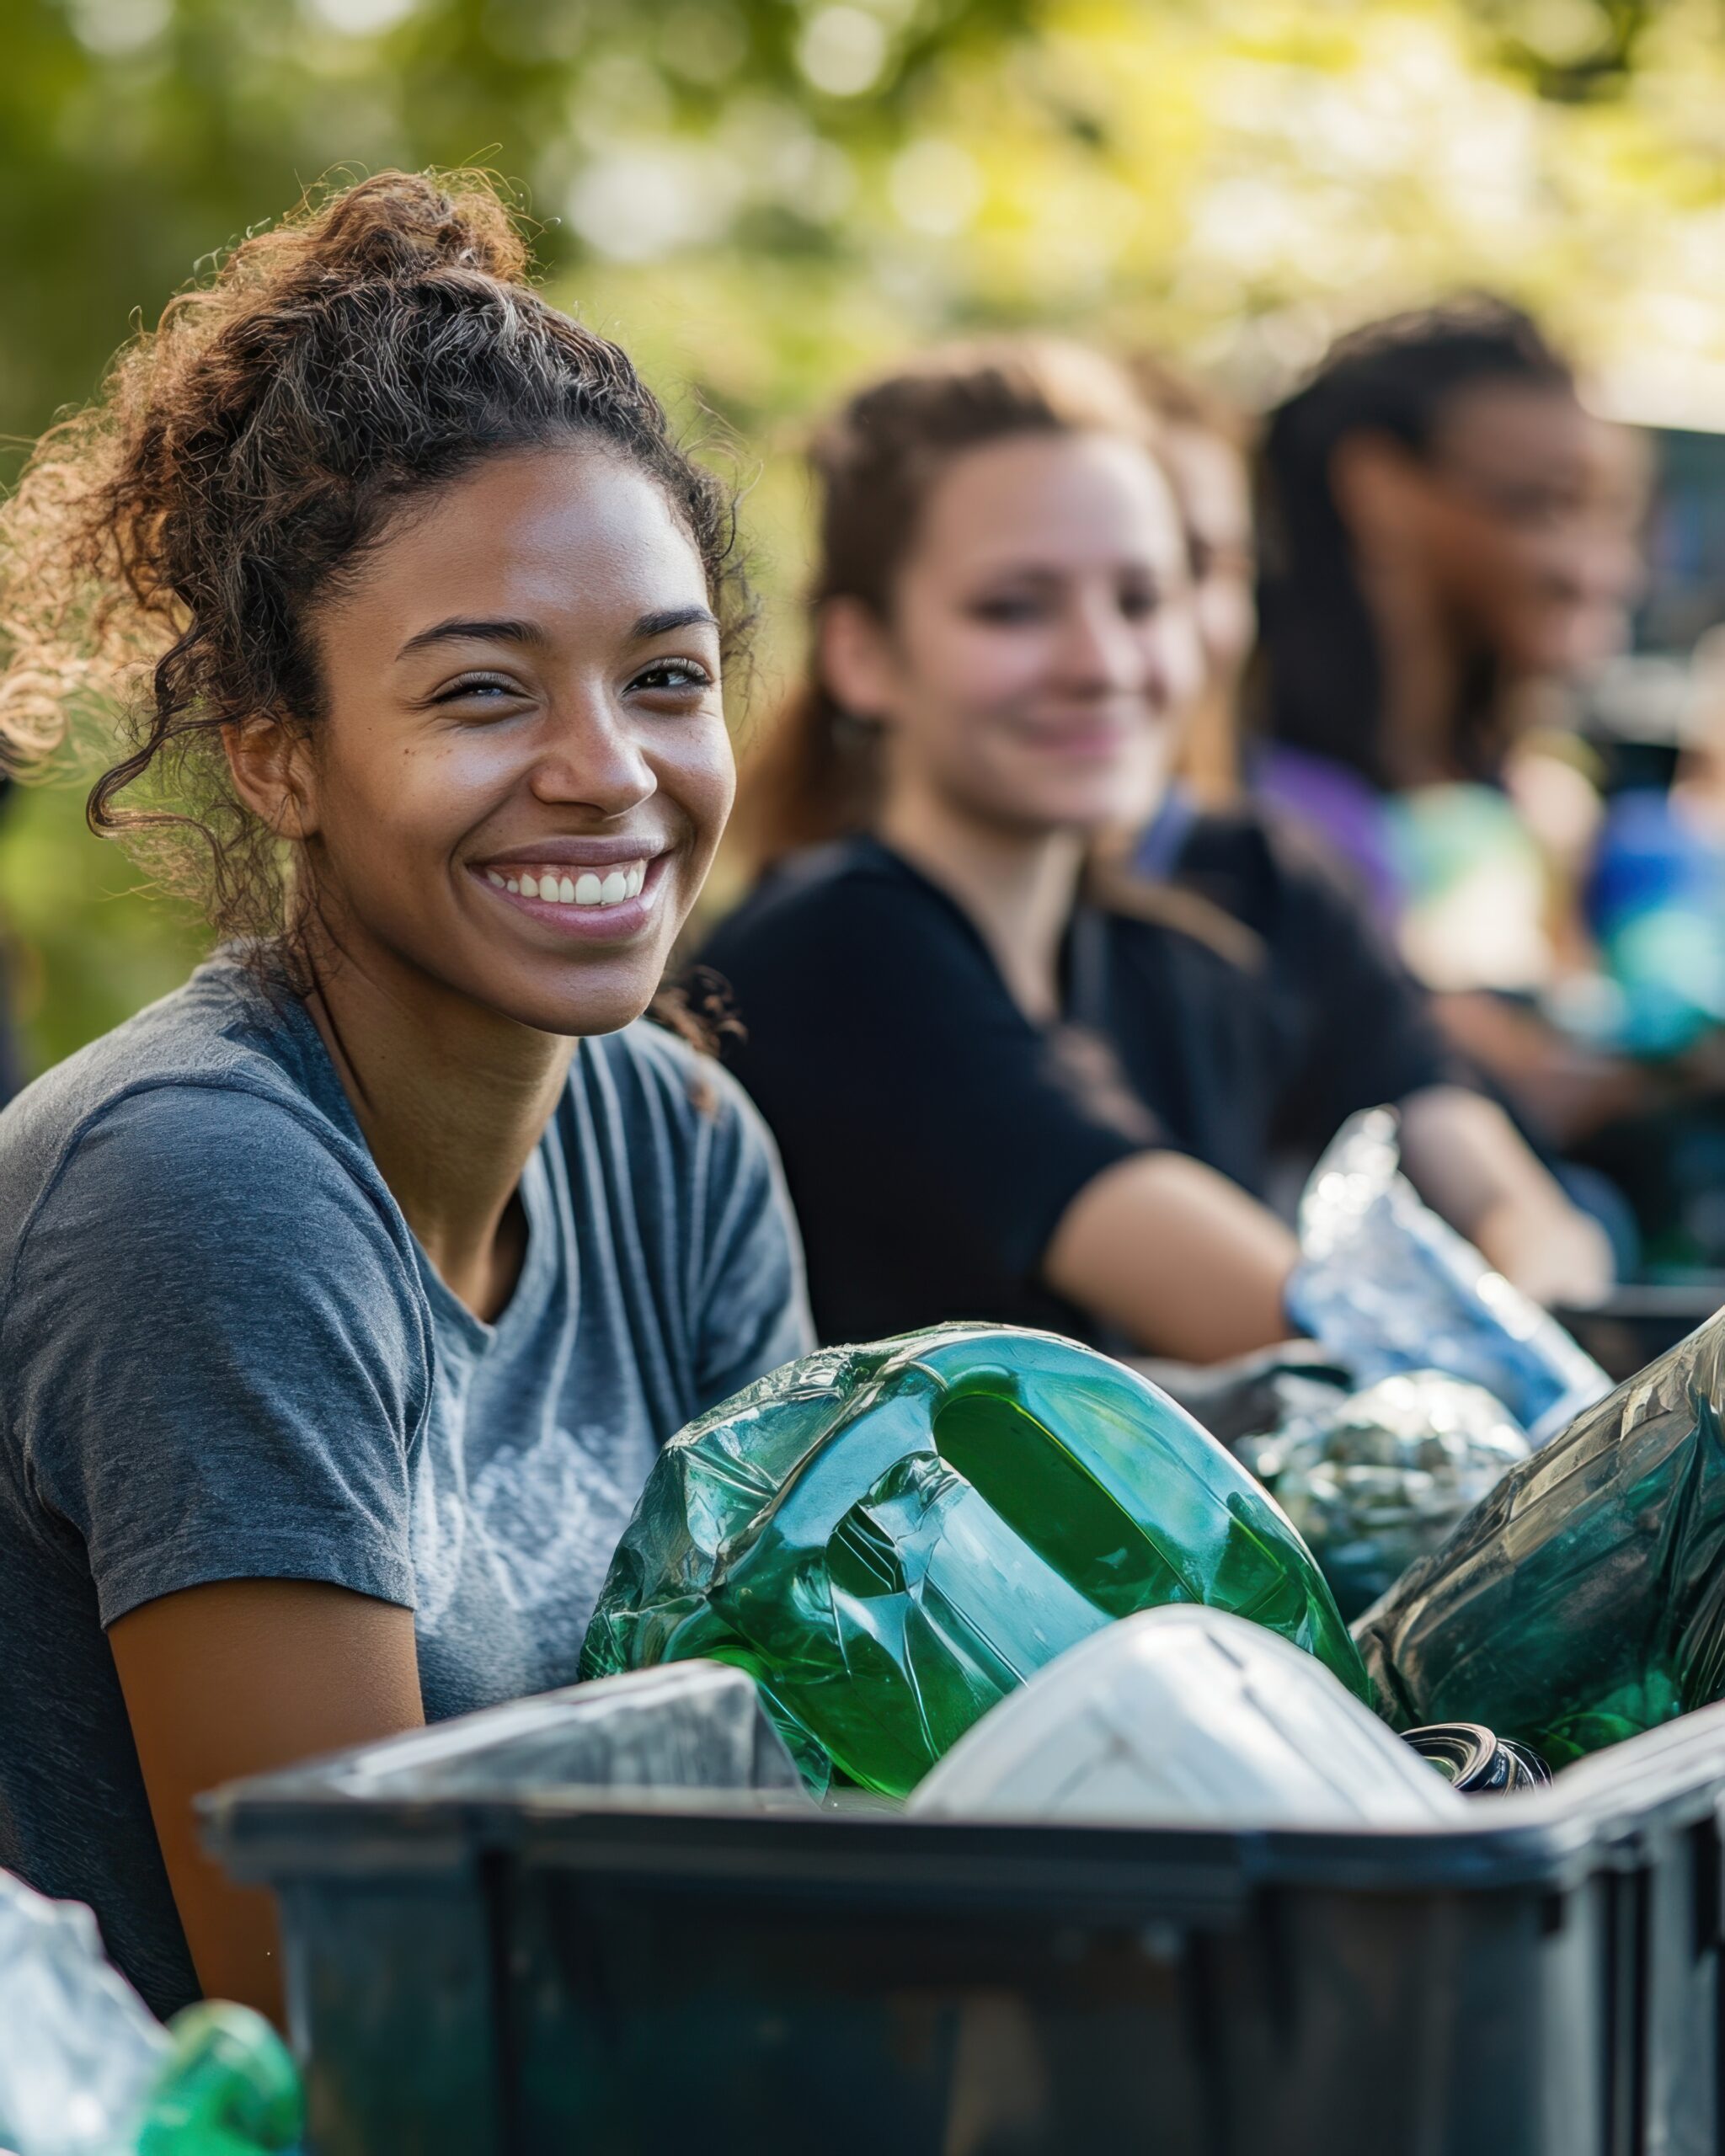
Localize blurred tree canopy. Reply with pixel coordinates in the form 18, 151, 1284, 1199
4, 0, 1725, 1070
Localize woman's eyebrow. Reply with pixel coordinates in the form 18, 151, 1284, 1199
396, 616, 544, 660
632, 604, 720, 640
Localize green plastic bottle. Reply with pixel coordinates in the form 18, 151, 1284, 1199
582, 1324, 1370, 1796
136, 2003, 302, 2156
1355, 1307, 1725, 1765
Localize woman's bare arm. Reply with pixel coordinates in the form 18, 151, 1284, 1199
1044, 1150, 1299, 1362
109, 1579, 425, 2025
1398, 1083, 1614, 1306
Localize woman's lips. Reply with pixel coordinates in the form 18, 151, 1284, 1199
470, 852, 670, 942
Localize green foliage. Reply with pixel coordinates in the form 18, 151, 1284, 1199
3, 0, 1723, 1075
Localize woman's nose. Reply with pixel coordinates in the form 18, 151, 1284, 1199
527, 693, 657, 818
1060, 595, 1149, 691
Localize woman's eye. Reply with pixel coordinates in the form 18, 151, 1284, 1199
432, 674, 524, 709
1119, 585, 1161, 620
631, 658, 713, 693
969, 595, 1047, 625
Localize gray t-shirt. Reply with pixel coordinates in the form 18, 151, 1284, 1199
0, 956, 811, 2017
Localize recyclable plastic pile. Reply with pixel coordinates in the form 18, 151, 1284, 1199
581, 1322, 1370, 1796
1156, 1110, 1610, 1618
0, 1865, 301, 2156
1234, 1371, 1531, 1620
584, 1106, 1725, 1809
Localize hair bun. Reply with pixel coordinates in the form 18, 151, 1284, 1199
288, 169, 531, 289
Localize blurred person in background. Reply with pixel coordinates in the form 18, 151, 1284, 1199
703, 339, 1610, 1361
1252, 297, 1655, 1166
1127, 356, 1258, 809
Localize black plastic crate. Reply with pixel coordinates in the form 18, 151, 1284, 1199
206, 1668, 1725, 2156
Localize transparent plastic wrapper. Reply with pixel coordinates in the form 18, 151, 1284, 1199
1356, 1306, 1725, 1765
201, 1662, 806, 1807
1237, 1370, 1532, 1620
0, 1865, 166, 2155
1285, 1108, 1610, 1445
0, 1868, 300, 2155
908, 1607, 1466, 1828
581, 1323, 1369, 1796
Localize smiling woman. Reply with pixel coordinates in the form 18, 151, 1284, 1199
705, 337, 1608, 1357
0, 170, 809, 2023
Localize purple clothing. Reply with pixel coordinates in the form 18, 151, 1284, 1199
1254, 744, 1405, 924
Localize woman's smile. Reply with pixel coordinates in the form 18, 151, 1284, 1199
470, 842, 672, 941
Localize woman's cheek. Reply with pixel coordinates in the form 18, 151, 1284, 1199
660, 713, 737, 849
956, 625, 1053, 709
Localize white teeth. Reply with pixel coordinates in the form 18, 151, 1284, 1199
495, 860, 650, 907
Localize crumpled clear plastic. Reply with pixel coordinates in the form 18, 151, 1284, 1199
1236, 1370, 1532, 1621
0, 1865, 167, 2155
1284, 1107, 1610, 1444
1354, 1305, 1725, 1765
0, 1867, 302, 2156
580, 1323, 1369, 1797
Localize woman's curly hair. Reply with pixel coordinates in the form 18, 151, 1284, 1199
0, 168, 750, 953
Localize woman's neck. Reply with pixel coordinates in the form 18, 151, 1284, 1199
302, 930, 574, 1321
879, 782, 1084, 1023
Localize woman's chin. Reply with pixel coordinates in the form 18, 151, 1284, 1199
447, 952, 669, 1043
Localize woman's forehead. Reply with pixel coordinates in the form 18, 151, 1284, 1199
324, 446, 710, 637
914, 430, 1185, 567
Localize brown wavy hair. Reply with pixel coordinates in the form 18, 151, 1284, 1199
0, 168, 750, 963
735, 337, 1164, 869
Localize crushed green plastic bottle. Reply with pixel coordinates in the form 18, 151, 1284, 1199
136, 2003, 302, 2156
1355, 1306, 1725, 1766
581, 1324, 1370, 1796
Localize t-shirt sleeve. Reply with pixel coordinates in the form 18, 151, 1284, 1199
5, 1083, 431, 1628
692, 1067, 816, 1406
710, 878, 1158, 1303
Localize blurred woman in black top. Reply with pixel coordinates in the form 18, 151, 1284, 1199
703, 339, 1610, 1356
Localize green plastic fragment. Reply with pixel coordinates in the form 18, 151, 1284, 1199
136, 2003, 302, 2156
581, 1324, 1370, 1796
1355, 1307, 1725, 1765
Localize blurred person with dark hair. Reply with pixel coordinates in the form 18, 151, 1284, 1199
1252, 297, 1653, 1162
702, 338, 1610, 1363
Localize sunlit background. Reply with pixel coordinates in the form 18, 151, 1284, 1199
6, 0, 1725, 1070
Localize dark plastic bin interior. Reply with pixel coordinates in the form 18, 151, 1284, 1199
206, 1667, 1725, 2156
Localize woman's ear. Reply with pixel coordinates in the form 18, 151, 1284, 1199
222, 716, 320, 842
817, 596, 899, 726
